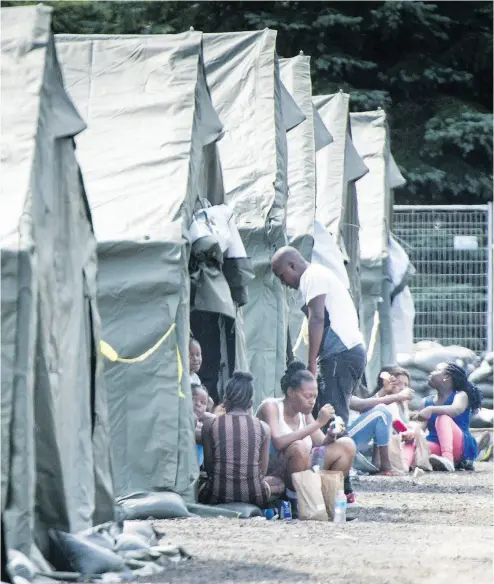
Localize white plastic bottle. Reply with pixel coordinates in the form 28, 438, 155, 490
333, 489, 347, 524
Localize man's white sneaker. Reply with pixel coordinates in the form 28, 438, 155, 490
429, 454, 455, 472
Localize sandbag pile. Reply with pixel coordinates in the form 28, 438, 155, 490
7, 519, 190, 584
469, 352, 493, 410
397, 342, 493, 428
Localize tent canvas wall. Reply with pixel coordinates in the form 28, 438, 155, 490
279, 56, 332, 361
389, 234, 416, 356
313, 93, 368, 308
1, 5, 113, 558
280, 55, 318, 260
56, 32, 224, 500
202, 30, 290, 405
350, 109, 396, 385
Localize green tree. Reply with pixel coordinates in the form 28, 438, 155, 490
2, 0, 491, 204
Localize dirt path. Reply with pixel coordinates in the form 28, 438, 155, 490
154, 462, 493, 584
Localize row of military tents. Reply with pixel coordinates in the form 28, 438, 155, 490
1, 4, 414, 560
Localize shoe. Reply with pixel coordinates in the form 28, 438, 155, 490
477, 432, 493, 462
346, 492, 359, 508
429, 454, 455, 472
457, 460, 475, 471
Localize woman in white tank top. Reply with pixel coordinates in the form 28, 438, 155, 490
256, 361, 356, 499
274, 398, 313, 452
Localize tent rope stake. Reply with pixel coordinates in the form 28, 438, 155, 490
100, 323, 185, 398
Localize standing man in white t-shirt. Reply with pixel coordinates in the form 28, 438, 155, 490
271, 246, 366, 426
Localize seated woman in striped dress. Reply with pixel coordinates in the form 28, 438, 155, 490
198, 371, 285, 507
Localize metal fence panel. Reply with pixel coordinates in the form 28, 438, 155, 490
393, 204, 492, 354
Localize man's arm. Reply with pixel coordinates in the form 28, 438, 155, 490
259, 421, 271, 476
307, 294, 326, 375
350, 388, 414, 413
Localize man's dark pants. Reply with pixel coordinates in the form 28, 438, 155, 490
316, 344, 367, 426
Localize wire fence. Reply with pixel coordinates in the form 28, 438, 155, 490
393, 204, 493, 355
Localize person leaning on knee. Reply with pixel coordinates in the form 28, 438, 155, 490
256, 361, 356, 508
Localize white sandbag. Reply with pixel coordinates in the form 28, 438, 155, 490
469, 361, 493, 385
396, 353, 414, 368
117, 491, 190, 520
122, 521, 158, 547
413, 346, 477, 373
48, 530, 126, 575
477, 382, 494, 399
409, 367, 430, 383
132, 562, 166, 578
7, 550, 36, 582
471, 409, 494, 428
114, 534, 151, 553
413, 340, 443, 351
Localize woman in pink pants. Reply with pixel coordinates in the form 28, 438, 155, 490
403, 363, 483, 472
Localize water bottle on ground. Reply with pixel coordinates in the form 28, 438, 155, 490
333, 489, 347, 524
312, 445, 325, 471
279, 499, 293, 520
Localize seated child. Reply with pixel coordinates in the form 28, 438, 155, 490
190, 337, 215, 413
189, 338, 203, 386
192, 383, 215, 466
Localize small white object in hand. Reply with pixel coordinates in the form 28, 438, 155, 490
331, 416, 345, 435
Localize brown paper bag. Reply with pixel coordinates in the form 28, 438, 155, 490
292, 470, 329, 521
413, 427, 433, 471
388, 434, 408, 475
320, 470, 344, 521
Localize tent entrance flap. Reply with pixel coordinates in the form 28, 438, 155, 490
190, 310, 236, 405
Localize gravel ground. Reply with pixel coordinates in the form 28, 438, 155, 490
152, 462, 493, 584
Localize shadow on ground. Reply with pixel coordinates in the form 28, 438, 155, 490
136, 557, 314, 584
355, 475, 493, 496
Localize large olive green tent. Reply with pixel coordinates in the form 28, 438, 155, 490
202, 31, 295, 405
1, 5, 113, 558
56, 32, 225, 500
279, 56, 333, 359
350, 109, 406, 384
313, 92, 368, 306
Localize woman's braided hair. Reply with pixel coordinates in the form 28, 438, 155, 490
445, 362, 483, 413
280, 360, 314, 396
223, 371, 254, 412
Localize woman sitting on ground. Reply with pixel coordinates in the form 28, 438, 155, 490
407, 362, 483, 472
256, 361, 356, 507
199, 371, 285, 507
347, 367, 414, 475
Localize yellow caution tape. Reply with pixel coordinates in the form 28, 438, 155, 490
292, 317, 309, 355
100, 322, 185, 398
177, 345, 185, 399
366, 310, 380, 362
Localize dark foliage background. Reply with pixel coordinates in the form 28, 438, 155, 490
3, 0, 492, 205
